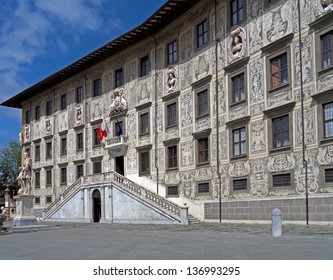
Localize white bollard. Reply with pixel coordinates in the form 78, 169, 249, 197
272, 208, 282, 237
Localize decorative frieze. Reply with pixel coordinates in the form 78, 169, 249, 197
267, 153, 296, 172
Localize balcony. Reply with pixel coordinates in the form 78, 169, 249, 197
104, 135, 128, 156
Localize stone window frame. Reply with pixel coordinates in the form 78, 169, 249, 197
227, 0, 246, 29
113, 118, 125, 137
76, 86, 84, 103
46, 100, 53, 116
91, 157, 103, 175
46, 169, 52, 186
25, 109, 30, 125
115, 67, 124, 88
76, 131, 84, 152
35, 143, 40, 162
60, 135, 67, 156
34, 197, 40, 205
46, 196, 52, 204
35, 105, 41, 121
34, 170, 41, 188
93, 78, 102, 97
45, 140, 52, 159
166, 186, 179, 197
193, 128, 211, 167
264, 102, 295, 155
231, 126, 247, 158
313, 19, 333, 78
196, 18, 209, 49
136, 145, 152, 176
312, 89, 333, 146
166, 39, 178, 65
138, 109, 150, 136
271, 172, 292, 189
232, 177, 248, 192
60, 93, 67, 110
165, 99, 178, 129
76, 163, 84, 180
92, 127, 102, 148
197, 181, 210, 194
140, 55, 150, 77
60, 165, 67, 185
320, 165, 333, 187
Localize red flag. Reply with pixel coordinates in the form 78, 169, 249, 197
97, 127, 107, 141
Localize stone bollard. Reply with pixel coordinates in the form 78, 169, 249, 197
271, 208, 282, 237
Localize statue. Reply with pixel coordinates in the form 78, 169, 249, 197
46, 117, 52, 135
166, 67, 177, 92
17, 152, 32, 196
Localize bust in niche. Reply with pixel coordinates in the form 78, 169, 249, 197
321, 0, 333, 12
232, 35, 243, 56
166, 67, 177, 92
228, 27, 246, 63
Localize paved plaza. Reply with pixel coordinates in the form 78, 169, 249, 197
1, 221, 333, 260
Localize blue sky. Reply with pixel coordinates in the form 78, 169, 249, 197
0, 0, 166, 147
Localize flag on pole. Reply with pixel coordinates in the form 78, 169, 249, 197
97, 127, 107, 141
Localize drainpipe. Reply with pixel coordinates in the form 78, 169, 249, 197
51, 89, 56, 199
214, 0, 222, 223
297, 0, 309, 225
81, 72, 88, 177
151, 34, 159, 195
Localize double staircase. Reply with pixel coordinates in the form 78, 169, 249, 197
43, 172, 189, 225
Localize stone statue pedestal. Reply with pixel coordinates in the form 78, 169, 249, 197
12, 195, 38, 228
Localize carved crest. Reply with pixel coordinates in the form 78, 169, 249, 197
109, 88, 128, 117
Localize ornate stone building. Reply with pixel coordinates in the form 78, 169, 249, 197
2, 0, 333, 223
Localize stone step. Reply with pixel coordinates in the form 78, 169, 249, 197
188, 214, 202, 224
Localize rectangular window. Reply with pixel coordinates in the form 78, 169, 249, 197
272, 173, 291, 188
35, 145, 40, 161
46, 100, 52, 116
232, 127, 246, 157
60, 137, 67, 155
198, 137, 209, 163
115, 68, 123, 88
46, 170, 52, 186
25, 110, 30, 124
198, 182, 209, 193
197, 19, 208, 48
35, 172, 40, 188
167, 145, 178, 169
114, 121, 123, 137
61, 167, 67, 184
77, 132, 83, 151
270, 53, 288, 88
35, 106, 40, 121
140, 55, 149, 77
167, 40, 178, 64
323, 102, 333, 138
325, 168, 333, 183
77, 164, 84, 179
231, 73, 245, 104
166, 102, 177, 127
93, 128, 101, 147
167, 186, 178, 196
46, 142, 52, 159
233, 178, 247, 191
272, 115, 290, 148
321, 31, 333, 69
76, 86, 84, 103
35, 197, 40, 205
197, 89, 209, 117
139, 151, 150, 174
46, 196, 52, 203
139, 112, 149, 135
61, 94, 67, 110
93, 78, 102, 97
93, 161, 102, 174
231, 0, 244, 26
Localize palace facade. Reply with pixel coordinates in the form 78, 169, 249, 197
2, 0, 333, 223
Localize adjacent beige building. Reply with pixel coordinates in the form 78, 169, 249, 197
2, 0, 333, 223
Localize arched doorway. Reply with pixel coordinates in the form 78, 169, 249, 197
92, 189, 101, 223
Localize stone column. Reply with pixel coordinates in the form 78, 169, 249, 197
12, 195, 38, 228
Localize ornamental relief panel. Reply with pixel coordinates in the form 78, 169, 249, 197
180, 29, 192, 63
250, 121, 266, 154
127, 151, 137, 172
109, 88, 128, 117
212, 131, 228, 162
294, 35, 313, 86
249, 58, 264, 104
33, 123, 41, 140
180, 170, 194, 187
180, 141, 194, 167
195, 116, 210, 131
263, 2, 291, 44
127, 113, 136, 141
164, 66, 179, 96
137, 82, 151, 105
45, 117, 53, 136
195, 167, 212, 181
181, 127, 193, 138
213, 77, 226, 115
212, 179, 229, 199
227, 27, 246, 64
295, 84, 314, 102
229, 161, 250, 177
165, 127, 179, 140
317, 73, 333, 93
58, 112, 68, 133
91, 99, 103, 121
180, 92, 193, 127
295, 150, 319, 194
164, 172, 180, 185
75, 104, 84, 126
249, 158, 269, 197
267, 90, 292, 109
295, 107, 316, 146
250, 102, 265, 116
153, 104, 163, 133
292, 0, 313, 31
248, 0, 263, 55
69, 166, 75, 184
138, 135, 150, 146
229, 105, 248, 121
317, 145, 333, 165
179, 183, 196, 200
68, 131, 75, 156
194, 54, 210, 81
267, 153, 296, 172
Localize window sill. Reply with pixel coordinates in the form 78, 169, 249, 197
320, 137, 333, 146
270, 146, 292, 154
230, 99, 247, 108
268, 83, 290, 94
166, 167, 178, 172
196, 161, 210, 167
230, 154, 247, 161
317, 65, 333, 78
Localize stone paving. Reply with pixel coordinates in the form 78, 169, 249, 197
1, 220, 333, 260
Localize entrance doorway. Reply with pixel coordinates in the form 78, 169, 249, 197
92, 189, 101, 223
115, 156, 124, 176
